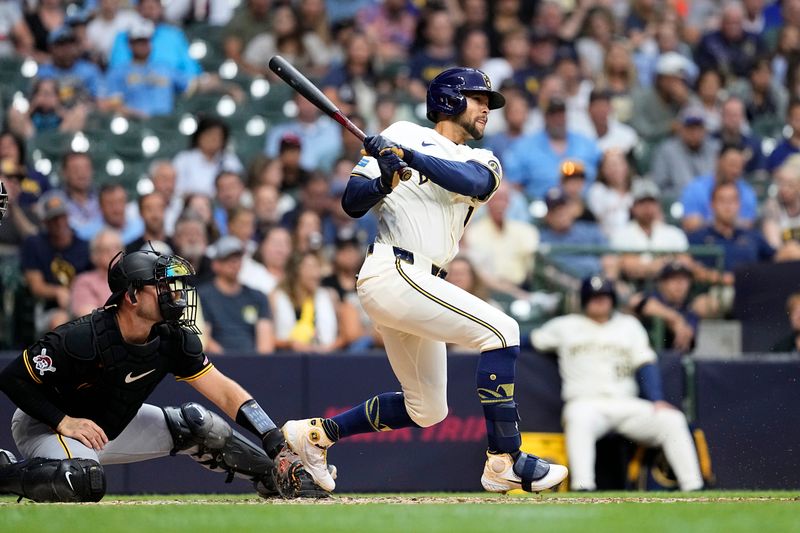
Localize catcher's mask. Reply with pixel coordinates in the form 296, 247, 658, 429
106, 248, 200, 333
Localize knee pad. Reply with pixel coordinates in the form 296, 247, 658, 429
163, 402, 233, 454
0, 458, 106, 502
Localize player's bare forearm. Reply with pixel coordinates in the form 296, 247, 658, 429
190, 367, 253, 420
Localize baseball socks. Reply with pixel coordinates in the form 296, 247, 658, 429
321, 392, 420, 442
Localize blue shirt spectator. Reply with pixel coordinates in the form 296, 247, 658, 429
681, 175, 758, 228
37, 61, 103, 104
504, 99, 601, 199
766, 138, 800, 172
538, 189, 607, 278
693, 4, 767, 79
109, 23, 200, 78
264, 96, 343, 173
102, 62, 191, 117
688, 225, 774, 271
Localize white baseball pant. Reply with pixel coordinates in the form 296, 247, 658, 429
357, 243, 520, 427
563, 397, 704, 491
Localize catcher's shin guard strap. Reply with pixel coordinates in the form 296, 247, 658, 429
0, 458, 105, 502
513, 452, 550, 492
482, 401, 522, 453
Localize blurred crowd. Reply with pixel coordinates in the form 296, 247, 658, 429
1, 0, 800, 355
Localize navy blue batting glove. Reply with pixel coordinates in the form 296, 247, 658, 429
376, 151, 409, 193
363, 135, 413, 162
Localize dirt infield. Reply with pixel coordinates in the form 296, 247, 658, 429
9, 494, 794, 506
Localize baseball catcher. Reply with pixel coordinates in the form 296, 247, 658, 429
0, 249, 329, 502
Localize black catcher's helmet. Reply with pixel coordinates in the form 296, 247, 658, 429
105, 249, 200, 333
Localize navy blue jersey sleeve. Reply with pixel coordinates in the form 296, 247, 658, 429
404, 150, 495, 198
341, 174, 388, 218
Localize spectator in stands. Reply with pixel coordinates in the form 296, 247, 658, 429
292, 209, 324, 255
37, 26, 102, 107
298, 0, 332, 46
21, 191, 91, 332
86, 0, 139, 64
270, 134, 310, 193
492, 29, 530, 98
66, 8, 92, 61
252, 184, 281, 241
173, 116, 243, 197
459, 28, 493, 81
164, 0, 235, 27
555, 54, 591, 122
539, 188, 615, 279
272, 251, 352, 352
7, 78, 87, 139
504, 96, 601, 199
223, 0, 271, 71
482, 86, 532, 161
24, 0, 65, 59
766, 100, 800, 172
595, 41, 638, 123
695, 69, 723, 133
510, 28, 554, 104
59, 151, 102, 238
264, 94, 343, 173
79, 183, 144, 244
408, 7, 457, 101
694, 2, 766, 80
713, 96, 765, 177
239, 225, 292, 296
611, 180, 690, 280
109, 0, 200, 78
243, 3, 330, 77
0, 131, 51, 207
327, 179, 377, 246
280, 175, 332, 237
629, 262, 699, 353
356, 0, 417, 64
149, 160, 182, 236
126, 192, 171, 253
198, 236, 275, 354
0, 0, 34, 58
559, 160, 596, 223
587, 149, 633, 238
226, 206, 257, 251
464, 180, 539, 290
100, 20, 191, 118
650, 107, 721, 198
531, 276, 704, 492
576, 6, 616, 79
172, 213, 212, 282
771, 292, 800, 352
182, 193, 220, 243
0, 165, 38, 247
629, 52, 695, 145
69, 228, 123, 317
762, 157, 800, 248
212, 170, 247, 235
573, 88, 639, 155
681, 143, 758, 232
731, 56, 788, 140
320, 31, 376, 124
633, 20, 695, 89
688, 181, 775, 277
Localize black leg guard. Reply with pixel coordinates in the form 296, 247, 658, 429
162, 403, 280, 498
0, 457, 106, 502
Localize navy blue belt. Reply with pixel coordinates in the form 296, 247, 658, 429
367, 243, 448, 279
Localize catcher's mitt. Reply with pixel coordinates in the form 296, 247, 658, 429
269, 447, 332, 499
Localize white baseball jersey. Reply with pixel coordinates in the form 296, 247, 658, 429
531, 313, 656, 402
352, 121, 502, 266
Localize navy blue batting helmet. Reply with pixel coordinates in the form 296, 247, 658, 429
580, 276, 617, 308
426, 67, 505, 122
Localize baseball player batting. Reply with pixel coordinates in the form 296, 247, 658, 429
531, 276, 704, 491
280, 67, 568, 494
0, 249, 327, 502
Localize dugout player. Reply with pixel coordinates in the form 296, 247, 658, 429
531, 276, 704, 491
0, 249, 325, 502
280, 67, 568, 494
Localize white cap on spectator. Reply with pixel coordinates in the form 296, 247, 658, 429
128, 19, 155, 40
209, 236, 244, 260
656, 52, 690, 78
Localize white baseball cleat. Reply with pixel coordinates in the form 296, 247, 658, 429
281, 418, 336, 492
481, 451, 568, 493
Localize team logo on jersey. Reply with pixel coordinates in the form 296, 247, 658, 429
487, 160, 500, 175
32, 348, 56, 376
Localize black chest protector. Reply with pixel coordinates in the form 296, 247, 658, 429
74, 310, 173, 439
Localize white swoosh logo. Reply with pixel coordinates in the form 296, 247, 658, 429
125, 369, 156, 383
65, 471, 74, 491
